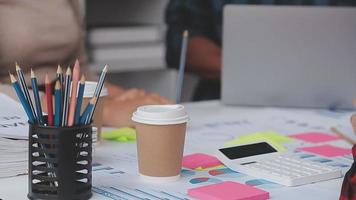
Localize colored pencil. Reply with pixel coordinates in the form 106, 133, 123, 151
45, 74, 54, 126
54, 81, 62, 127
80, 97, 96, 125
56, 65, 64, 112
74, 75, 85, 125
30, 69, 43, 124
16, 63, 37, 121
68, 60, 80, 126
175, 30, 189, 104
85, 65, 108, 124
330, 127, 356, 145
9, 73, 35, 123
61, 67, 71, 126
56, 65, 64, 86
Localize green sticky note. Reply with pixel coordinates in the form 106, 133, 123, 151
224, 131, 293, 152
102, 127, 136, 142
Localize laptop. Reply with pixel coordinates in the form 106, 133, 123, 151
222, 5, 356, 110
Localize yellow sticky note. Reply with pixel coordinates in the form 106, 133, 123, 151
102, 127, 136, 142
194, 165, 225, 171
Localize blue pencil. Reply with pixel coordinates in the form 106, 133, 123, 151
80, 97, 95, 125
56, 65, 64, 115
16, 63, 37, 122
74, 75, 85, 125
54, 81, 62, 127
85, 65, 108, 124
10, 73, 35, 123
30, 69, 43, 124
61, 67, 71, 127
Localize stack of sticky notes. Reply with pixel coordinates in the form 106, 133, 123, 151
101, 127, 136, 142
289, 132, 340, 143
188, 181, 269, 200
182, 153, 223, 170
225, 131, 293, 152
298, 144, 351, 157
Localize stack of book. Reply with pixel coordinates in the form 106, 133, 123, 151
88, 25, 165, 72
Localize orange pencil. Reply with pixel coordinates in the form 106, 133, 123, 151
68, 59, 80, 126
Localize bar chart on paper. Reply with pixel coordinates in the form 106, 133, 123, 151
91, 163, 193, 200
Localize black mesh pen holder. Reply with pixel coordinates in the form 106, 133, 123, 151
28, 121, 92, 200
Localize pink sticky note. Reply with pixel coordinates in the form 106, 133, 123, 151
289, 132, 340, 143
182, 153, 223, 169
298, 144, 351, 157
188, 181, 269, 200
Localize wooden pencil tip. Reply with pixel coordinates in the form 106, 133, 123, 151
90, 97, 97, 104
57, 65, 62, 74
45, 74, 50, 83
75, 59, 80, 66
80, 74, 86, 83
103, 65, 108, 72
55, 80, 61, 89
74, 59, 80, 70
9, 73, 16, 83
15, 62, 20, 71
66, 67, 71, 75
183, 30, 189, 37
30, 68, 35, 78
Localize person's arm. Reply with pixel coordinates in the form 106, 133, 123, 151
187, 36, 221, 79
70, 1, 171, 127
165, 0, 221, 79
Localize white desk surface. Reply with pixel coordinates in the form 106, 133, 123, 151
0, 100, 354, 200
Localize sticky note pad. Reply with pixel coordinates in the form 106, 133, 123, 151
101, 127, 136, 142
298, 144, 351, 157
182, 153, 223, 169
225, 131, 292, 152
188, 181, 269, 200
289, 132, 340, 143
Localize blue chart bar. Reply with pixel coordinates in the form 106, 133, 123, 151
92, 186, 128, 200
135, 189, 168, 200
109, 187, 149, 200
92, 185, 192, 200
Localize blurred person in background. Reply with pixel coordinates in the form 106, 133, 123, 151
165, 0, 356, 101
0, 0, 170, 127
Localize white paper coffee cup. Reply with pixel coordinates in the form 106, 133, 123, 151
132, 105, 189, 183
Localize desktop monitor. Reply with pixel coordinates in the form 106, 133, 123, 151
222, 5, 356, 110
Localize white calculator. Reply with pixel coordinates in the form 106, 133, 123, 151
216, 142, 342, 186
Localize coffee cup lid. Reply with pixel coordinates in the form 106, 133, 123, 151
132, 104, 189, 125
83, 81, 108, 97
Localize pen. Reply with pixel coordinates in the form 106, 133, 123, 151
16, 63, 37, 122
45, 74, 54, 126
175, 30, 189, 104
30, 69, 43, 124
61, 67, 71, 126
9, 73, 35, 123
54, 81, 62, 127
74, 75, 85, 125
68, 60, 80, 126
85, 65, 108, 124
330, 127, 356, 145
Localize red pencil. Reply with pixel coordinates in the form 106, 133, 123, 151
45, 74, 54, 126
